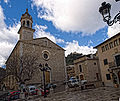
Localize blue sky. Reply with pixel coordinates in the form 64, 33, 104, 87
0, 0, 120, 67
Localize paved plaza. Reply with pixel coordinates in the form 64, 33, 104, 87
31, 87, 120, 101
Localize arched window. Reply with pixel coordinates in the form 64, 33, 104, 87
80, 75, 84, 80
27, 20, 30, 27
23, 21, 25, 26
79, 65, 82, 72
44, 53, 48, 59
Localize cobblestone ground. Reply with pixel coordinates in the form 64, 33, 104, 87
32, 87, 120, 101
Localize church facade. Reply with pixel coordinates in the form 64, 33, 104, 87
5, 9, 66, 92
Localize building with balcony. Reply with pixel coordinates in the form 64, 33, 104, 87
95, 32, 120, 87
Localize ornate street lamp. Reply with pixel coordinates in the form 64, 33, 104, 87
39, 63, 51, 98
99, 1, 120, 26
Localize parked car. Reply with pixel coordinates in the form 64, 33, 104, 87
27, 86, 38, 95
28, 86, 36, 92
80, 80, 87, 85
68, 77, 79, 88
8, 91, 20, 101
39, 88, 49, 96
31, 89, 38, 95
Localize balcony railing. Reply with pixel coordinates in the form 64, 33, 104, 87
108, 61, 116, 68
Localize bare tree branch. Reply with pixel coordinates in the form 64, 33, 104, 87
6, 53, 39, 85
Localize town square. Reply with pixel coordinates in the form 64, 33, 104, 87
0, 0, 120, 101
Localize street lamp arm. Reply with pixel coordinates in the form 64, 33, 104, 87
114, 11, 120, 23
107, 11, 120, 26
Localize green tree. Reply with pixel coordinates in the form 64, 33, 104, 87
66, 52, 83, 66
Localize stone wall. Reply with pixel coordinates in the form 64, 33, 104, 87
96, 33, 120, 86
6, 38, 66, 92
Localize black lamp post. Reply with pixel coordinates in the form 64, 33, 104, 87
99, 1, 120, 26
39, 63, 51, 98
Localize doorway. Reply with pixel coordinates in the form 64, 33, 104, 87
45, 71, 50, 84
80, 75, 84, 80
118, 71, 120, 84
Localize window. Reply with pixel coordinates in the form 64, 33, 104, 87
76, 76, 79, 80
42, 50, 50, 60
115, 54, 120, 66
119, 38, 120, 45
27, 20, 30, 27
114, 39, 118, 47
104, 59, 108, 65
105, 44, 109, 50
112, 73, 117, 84
80, 75, 84, 80
109, 42, 113, 49
44, 53, 48, 59
79, 65, 82, 72
106, 74, 111, 80
96, 73, 99, 81
23, 21, 25, 26
101, 46, 105, 52
31, 23, 32, 27
67, 67, 72, 71
94, 62, 96, 65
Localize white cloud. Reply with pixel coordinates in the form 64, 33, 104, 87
0, 42, 14, 66
0, 6, 6, 29
34, 24, 64, 43
0, 5, 64, 67
0, 56, 6, 67
56, 38, 64, 43
0, 24, 20, 44
31, 0, 120, 35
4, 0, 9, 3
0, 5, 19, 67
64, 40, 97, 56
107, 22, 120, 38
34, 25, 96, 56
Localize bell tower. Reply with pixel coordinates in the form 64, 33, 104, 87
18, 9, 35, 40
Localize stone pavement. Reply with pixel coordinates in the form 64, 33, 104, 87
30, 87, 120, 101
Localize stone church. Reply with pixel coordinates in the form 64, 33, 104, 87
5, 9, 66, 92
